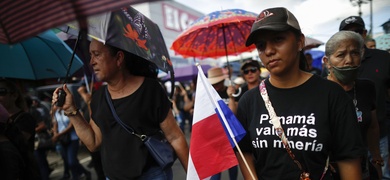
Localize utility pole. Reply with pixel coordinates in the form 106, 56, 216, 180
370, 0, 373, 37
350, 0, 373, 37
350, 0, 367, 16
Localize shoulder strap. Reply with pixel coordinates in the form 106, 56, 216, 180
8, 111, 26, 124
104, 87, 147, 141
259, 80, 305, 170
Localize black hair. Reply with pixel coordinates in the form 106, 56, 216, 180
106, 45, 158, 79
299, 51, 308, 71
288, 28, 308, 71
24, 96, 33, 108
0, 79, 27, 111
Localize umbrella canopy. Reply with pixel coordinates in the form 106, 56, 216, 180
59, 6, 173, 74
171, 9, 258, 59
305, 50, 325, 70
0, 30, 84, 80
56, 31, 94, 78
163, 64, 212, 82
304, 36, 324, 50
0, 0, 165, 44
376, 34, 390, 51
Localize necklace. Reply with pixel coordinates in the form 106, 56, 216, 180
353, 84, 363, 122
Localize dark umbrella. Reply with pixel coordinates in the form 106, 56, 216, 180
56, 31, 93, 78
57, 6, 174, 103
0, 0, 167, 44
59, 6, 173, 74
304, 36, 324, 50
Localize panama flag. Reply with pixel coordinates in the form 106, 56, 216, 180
186, 64, 246, 180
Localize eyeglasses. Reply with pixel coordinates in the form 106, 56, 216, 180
0, 88, 12, 96
243, 67, 258, 75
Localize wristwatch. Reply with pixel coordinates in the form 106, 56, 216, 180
64, 108, 79, 116
371, 159, 384, 166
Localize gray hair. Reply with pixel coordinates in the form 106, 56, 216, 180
325, 31, 364, 57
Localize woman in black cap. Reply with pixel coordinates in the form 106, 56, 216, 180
236, 7, 364, 179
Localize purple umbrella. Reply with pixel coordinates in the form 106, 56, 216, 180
163, 64, 212, 82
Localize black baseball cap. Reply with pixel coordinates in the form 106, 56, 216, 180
339, 16, 365, 31
246, 7, 301, 46
241, 60, 260, 70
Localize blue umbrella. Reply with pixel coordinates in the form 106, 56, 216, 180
0, 30, 84, 80
305, 50, 325, 70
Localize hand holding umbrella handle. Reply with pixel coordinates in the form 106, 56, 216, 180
232, 87, 242, 97
56, 89, 66, 107
56, 30, 85, 108
227, 79, 242, 97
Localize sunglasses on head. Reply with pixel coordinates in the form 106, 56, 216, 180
0, 88, 12, 96
243, 67, 258, 75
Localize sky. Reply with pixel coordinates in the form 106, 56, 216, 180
174, 0, 390, 48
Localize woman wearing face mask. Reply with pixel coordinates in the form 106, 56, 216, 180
323, 31, 382, 180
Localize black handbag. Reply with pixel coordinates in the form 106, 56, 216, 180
105, 87, 176, 169
58, 132, 71, 146
143, 131, 177, 169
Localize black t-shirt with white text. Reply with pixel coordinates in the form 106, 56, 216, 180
237, 75, 365, 180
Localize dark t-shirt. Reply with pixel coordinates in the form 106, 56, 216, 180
9, 111, 36, 152
0, 141, 24, 179
358, 47, 390, 137
174, 92, 191, 112
307, 67, 322, 76
346, 78, 376, 176
217, 87, 230, 104
235, 84, 249, 102
90, 78, 171, 179
237, 75, 365, 180
347, 79, 376, 144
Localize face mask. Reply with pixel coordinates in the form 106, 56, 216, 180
331, 66, 360, 84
